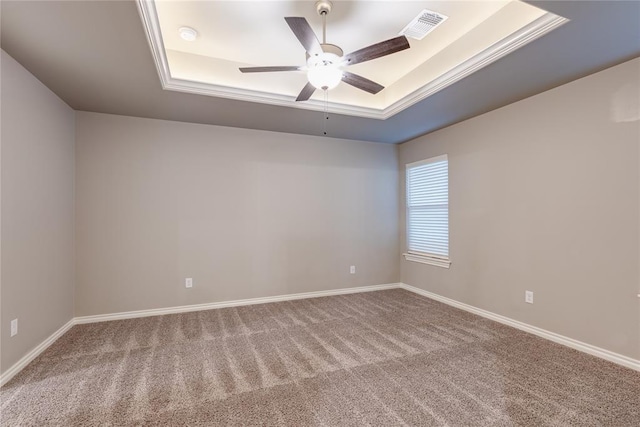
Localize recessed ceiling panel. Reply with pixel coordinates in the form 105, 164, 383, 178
139, 0, 567, 118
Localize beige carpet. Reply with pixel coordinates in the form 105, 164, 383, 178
1, 289, 639, 426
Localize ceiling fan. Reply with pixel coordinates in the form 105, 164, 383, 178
239, 0, 410, 102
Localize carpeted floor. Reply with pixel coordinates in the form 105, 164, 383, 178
1, 289, 639, 426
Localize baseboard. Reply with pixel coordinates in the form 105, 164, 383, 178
4, 282, 637, 389
399, 283, 640, 372
74, 283, 402, 324
0, 319, 75, 387
1, 283, 401, 388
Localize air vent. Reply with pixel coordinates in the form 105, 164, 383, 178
399, 10, 448, 40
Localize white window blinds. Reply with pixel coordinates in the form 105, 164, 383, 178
406, 155, 449, 260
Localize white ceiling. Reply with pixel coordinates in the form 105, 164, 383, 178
1, 1, 638, 143
148, 1, 554, 116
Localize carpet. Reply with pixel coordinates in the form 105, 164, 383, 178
1, 289, 638, 426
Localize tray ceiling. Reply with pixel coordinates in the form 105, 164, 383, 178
139, 0, 567, 119
4, 1, 636, 143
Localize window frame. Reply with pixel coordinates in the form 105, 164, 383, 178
403, 154, 451, 268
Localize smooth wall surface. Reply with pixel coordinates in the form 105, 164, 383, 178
75, 112, 399, 316
1, 51, 75, 373
400, 57, 640, 359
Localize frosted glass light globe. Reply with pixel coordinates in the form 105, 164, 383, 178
308, 65, 343, 90
307, 52, 343, 90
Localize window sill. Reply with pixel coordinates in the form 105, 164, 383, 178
403, 253, 451, 269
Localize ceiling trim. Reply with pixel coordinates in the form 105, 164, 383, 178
136, 1, 567, 120
384, 12, 568, 118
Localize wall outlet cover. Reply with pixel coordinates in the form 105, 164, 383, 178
525, 291, 534, 304
11, 319, 18, 337
185, 278, 193, 288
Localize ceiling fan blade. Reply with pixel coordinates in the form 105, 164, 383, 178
285, 17, 323, 56
239, 66, 301, 73
342, 71, 384, 94
342, 35, 410, 66
296, 81, 316, 102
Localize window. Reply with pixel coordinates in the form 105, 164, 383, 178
404, 155, 450, 268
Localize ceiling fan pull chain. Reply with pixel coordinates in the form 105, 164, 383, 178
323, 90, 329, 135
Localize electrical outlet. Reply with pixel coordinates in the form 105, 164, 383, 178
350, 266, 356, 274
11, 319, 18, 337
185, 278, 193, 288
525, 291, 534, 304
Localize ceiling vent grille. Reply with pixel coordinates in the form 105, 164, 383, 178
400, 10, 448, 40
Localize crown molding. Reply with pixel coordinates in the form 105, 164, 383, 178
136, 1, 567, 120
384, 13, 568, 118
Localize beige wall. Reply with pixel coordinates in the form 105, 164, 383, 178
75, 112, 399, 316
400, 58, 640, 359
3, 47, 637, 374
1, 51, 75, 373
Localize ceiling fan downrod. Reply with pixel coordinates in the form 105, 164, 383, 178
316, 0, 332, 44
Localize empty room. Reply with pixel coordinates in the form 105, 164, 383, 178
1, 0, 639, 425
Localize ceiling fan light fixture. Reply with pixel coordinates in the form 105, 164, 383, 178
308, 65, 342, 90
307, 52, 342, 90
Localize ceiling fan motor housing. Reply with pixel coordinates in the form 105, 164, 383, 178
306, 43, 343, 60
320, 43, 342, 57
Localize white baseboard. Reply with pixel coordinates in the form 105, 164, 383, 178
1, 283, 399, 387
399, 283, 640, 372
74, 283, 401, 324
3, 281, 637, 388
0, 319, 75, 387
